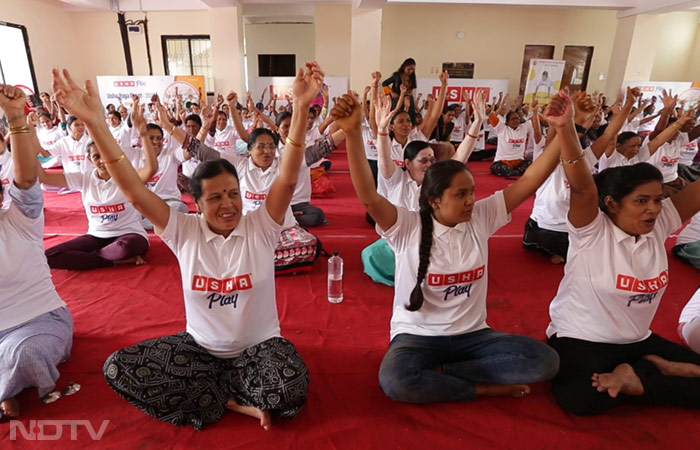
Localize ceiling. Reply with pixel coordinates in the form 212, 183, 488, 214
56, 0, 700, 20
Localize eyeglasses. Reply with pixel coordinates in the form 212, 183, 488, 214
414, 157, 436, 164
253, 143, 277, 151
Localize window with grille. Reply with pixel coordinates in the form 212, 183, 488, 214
161, 35, 214, 94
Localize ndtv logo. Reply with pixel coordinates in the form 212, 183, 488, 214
245, 191, 267, 201
113, 81, 135, 87
427, 265, 486, 286
192, 274, 253, 293
616, 270, 669, 293
90, 203, 125, 214
10, 420, 110, 441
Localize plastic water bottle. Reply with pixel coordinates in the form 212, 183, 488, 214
327, 252, 343, 303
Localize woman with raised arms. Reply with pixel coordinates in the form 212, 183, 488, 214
335, 89, 560, 403
50, 63, 322, 430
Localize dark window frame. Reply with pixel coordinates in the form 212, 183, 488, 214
161, 34, 213, 95
0, 20, 39, 93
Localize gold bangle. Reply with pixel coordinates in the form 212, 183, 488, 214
9, 125, 30, 133
286, 137, 303, 148
103, 153, 126, 165
560, 154, 585, 164
7, 129, 31, 136
169, 124, 176, 134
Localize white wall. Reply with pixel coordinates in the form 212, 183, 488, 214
245, 23, 315, 95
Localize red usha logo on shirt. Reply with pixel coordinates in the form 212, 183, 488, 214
214, 141, 230, 147
148, 174, 162, 184
427, 265, 486, 286
113, 81, 136, 87
660, 156, 679, 164
191, 275, 253, 293
89, 203, 125, 214
508, 139, 524, 144
245, 192, 267, 201
1, 178, 9, 185
67, 155, 86, 161
616, 270, 669, 293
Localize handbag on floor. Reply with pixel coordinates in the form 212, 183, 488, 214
275, 225, 325, 275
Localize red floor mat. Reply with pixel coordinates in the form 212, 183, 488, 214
2, 151, 699, 449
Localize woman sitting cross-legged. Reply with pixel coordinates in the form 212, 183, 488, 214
335, 89, 560, 403
40, 96, 156, 270
544, 92, 700, 416
0, 85, 73, 420
49, 64, 321, 430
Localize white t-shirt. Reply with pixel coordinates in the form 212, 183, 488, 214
224, 154, 296, 228
390, 128, 428, 166
362, 118, 378, 161
530, 147, 597, 233
638, 114, 659, 132
0, 182, 66, 331
546, 200, 683, 344
110, 124, 132, 148
142, 142, 186, 202
647, 133, 687, 183
49, 133, 91, 173
679, 134, 698, 166
680, 288, 700, 324
677, 211, 700, 245
277, 141, 312, 206
494, 119, 534, 162
65, 170, 148, 240
205, 126, 241, 159
157, 205, 282, 358
620, 118, 641, 134
37, 126, 66, 150
450, 111, 467, 142
0, 151, 14, 209
380, 190, 510, 340
380, 168, 420, 212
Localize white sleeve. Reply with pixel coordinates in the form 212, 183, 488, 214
378, 207, 420, 253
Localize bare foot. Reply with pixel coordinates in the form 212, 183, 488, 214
644, 354, 700, 378
113, 255, 146, 266
0, 397, 20, 419
549, 254, 565, 264
592, 363, 644, 398
226, 398, 272, 431
476, 383, 530, 398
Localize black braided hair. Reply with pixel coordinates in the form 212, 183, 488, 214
406, 159, 470, 311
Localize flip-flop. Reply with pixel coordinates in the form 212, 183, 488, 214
42, 391, 61, 404
61, 382, 81, 396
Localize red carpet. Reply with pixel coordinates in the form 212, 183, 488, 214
2, 152, 698, 449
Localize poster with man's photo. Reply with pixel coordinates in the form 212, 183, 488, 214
524, 59, 565, 105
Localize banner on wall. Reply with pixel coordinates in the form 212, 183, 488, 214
523, 59, 565, 105
95, 75, 206, 110
255, 76, 348, 109
621, 80, 696, 107
415, 78, 509, 105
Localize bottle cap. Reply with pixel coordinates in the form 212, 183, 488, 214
332, 251, 339, 256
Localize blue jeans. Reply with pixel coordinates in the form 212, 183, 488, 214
379, 328, 559, 403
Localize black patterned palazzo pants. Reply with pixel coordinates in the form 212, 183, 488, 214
103, 332, 309, 430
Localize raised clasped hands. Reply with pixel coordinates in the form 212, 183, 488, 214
543, 90, 573, 129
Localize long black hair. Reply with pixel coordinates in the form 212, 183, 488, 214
594, 163, 663, 215
407, 159, 470, 311
394, 58, 417, 90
